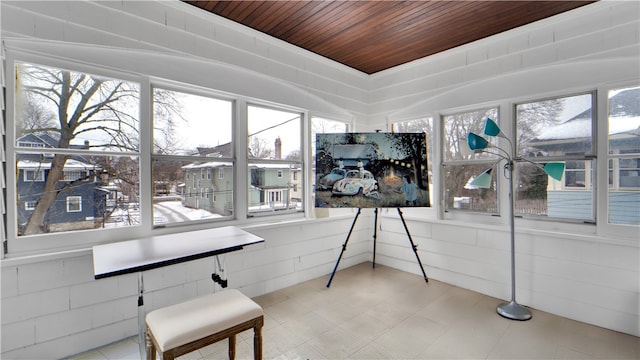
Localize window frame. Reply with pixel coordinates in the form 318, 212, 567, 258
440, 106, 501, 217
603, 84, 640, 229
246, 102, 305, 218
150, 82, 237, 228
3, 50, 318, 257
66, 196, 83, 213
514, 91, 597, 223
5, 52, 146, 256
23, 169, 45, 182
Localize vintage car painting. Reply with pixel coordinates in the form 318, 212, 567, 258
332, 169, 378, 196
318, 167, 346, 190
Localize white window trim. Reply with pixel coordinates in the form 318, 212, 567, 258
66, 196, 83, 213
24, 201, 37, 211
23, 169, 45, 182
2, 41, 349, 257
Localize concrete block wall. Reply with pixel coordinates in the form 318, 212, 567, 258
374, 213, 639, 337
1, 0, 638, 358
1, 215, 372, 358
363, 0, 640, 337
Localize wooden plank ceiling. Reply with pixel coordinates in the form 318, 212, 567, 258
183, 1, 595, 74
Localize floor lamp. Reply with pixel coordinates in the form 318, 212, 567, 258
467, 118, 564, 321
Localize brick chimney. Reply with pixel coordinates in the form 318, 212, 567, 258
275, 137, 282, 160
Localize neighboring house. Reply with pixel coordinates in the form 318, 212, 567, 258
528, 88, 640, 224
16, 133, 112, 233
249, 163, 302, 211
184, 139, 302, 214
182, 161, 233, 216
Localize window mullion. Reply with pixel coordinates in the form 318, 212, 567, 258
139, 77, 154, 233
235, 99, 248, 221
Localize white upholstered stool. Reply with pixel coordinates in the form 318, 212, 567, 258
145, 289, 264, 360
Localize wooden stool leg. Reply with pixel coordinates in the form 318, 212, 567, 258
228, 334, 236, 360
145, 329, 155, 360
254, 325, 262, 360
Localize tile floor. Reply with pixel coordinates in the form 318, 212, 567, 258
68, 263, 639, 359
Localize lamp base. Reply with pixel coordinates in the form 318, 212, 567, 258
497, 300, 532, 321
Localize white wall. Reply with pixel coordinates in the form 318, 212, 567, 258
1, 0, 638, 358
366, 0, 639, 339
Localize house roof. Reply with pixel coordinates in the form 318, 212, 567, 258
537, 88, 640, 141
17, 159, 96, 170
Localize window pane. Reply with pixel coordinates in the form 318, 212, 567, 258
248, 105, 303, 215
443, 109, 498, 215
14, 62, 141, 237
16, 154, 140, 235
517, 93, 593, 158
608, 86, 640, 225
443, 108, 498, 162
443, 164, 497, 213
517, 161, 594, 221
16, 63, 140, 152
66, 196, 82, 212
249, 162, 302, 213
153, 89, 232, 156
248, 106, 301, 160
153, 158, 233, 225
516, 159, 594, 221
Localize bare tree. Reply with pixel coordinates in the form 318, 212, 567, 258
249, 137, 274, 159
18, 64, 140, 235
17, 93, 57, 137
152, 88, 185, 154
516, 99, 563, 155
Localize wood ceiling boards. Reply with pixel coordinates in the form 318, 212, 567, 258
183, 1, 596, 74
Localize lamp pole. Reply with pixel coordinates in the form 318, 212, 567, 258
496, 159, 532, 321
469, 118, 563, 321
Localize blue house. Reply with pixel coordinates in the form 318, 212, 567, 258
16, 133, 111, 234
529, 88, 640, 224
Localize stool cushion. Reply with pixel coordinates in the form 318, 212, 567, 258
146, 289, 263, 352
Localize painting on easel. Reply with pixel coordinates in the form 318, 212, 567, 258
315, 132, 430, 208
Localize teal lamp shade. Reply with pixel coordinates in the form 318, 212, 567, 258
467, 133, 489, 151
469, 168, 493, 189
543, 162, 565, 181
484, 118, 502, 137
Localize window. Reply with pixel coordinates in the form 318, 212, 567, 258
66, 196, 82, 212
515, 92, 595, 222
391, 117, 434, 207
62, 170, 86, 182
152, 88, 234, 225
23, 169, 44, 182
442, 108, 499, 214
24, 201, 37, 211
17, 141, 45, 148
608, 86, 640, 225
248, 105, 303, 215
14, 62, 140, 237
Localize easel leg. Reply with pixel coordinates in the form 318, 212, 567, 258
397, 208, 429, 283
372, 208, 378, 268
326, 208, 362, 288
